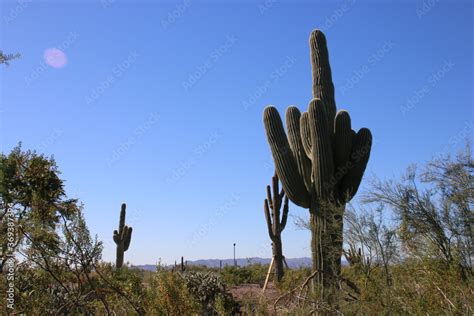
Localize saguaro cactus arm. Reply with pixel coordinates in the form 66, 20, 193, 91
119, 203, 126, 231
339, 128, 372, 201
280, 196, 289, 231
113, 230, 120, 243
300, 112, 312, 158
263, 107, 311, 208
123, 226, 133, 251
286, 106, 312, 192
333, 110, 353, 171
264, 198, 275, 241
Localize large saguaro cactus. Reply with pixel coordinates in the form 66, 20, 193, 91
263, 30, 372, 294
264, 173, 289, 282
113, 203, 133, 268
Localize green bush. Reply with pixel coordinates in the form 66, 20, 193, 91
220, 264, 268, 286
277, 267, 311, 292
182, 271, 239, 315
95, 263, 146, 314
146, 271, 199, 315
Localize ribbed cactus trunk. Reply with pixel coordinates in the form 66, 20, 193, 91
116, 242, 125, 269
263, 30, 372, 301
272, 239, 284, 282
113, 203, 133, 269
310, 202, 344, 292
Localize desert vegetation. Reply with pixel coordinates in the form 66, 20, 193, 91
1, 29, 472, 315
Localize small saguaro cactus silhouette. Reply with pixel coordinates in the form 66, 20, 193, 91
343, 246, 363, 266
264, 173, 289, 282
181, 256, 186, 272
113, 203, 133, 268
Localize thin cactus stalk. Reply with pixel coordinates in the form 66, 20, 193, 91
263, 30, 372, 296
113, 203, 133, 269
264, 173, 289, 282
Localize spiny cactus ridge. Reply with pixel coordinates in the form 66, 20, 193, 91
113, 203, 133, 268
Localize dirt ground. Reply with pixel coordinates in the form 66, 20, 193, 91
229, 283, 282, 314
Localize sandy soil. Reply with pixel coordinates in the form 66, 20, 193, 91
229, 283, 282, 314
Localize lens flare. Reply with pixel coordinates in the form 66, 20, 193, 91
43, 48, 68, 68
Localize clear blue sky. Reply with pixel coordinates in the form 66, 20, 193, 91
1, 0, 472, 265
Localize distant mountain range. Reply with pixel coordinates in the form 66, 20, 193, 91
134, 257, 314, 271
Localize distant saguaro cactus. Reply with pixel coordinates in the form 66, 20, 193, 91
343, 246, 363, 266
113, 203, 133, 268
264, 173, 289, 282
181, 256, 186, 272
263, 30, 372, 294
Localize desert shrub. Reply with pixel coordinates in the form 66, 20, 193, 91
221, 266, 251, 286
182, 271, 239, 315
184, 264, 217, 273
215, 292, 239, 316
146, 270, 199, 315
93, 263, 146, 314
246, 263, 269, 285
338, 259, 473, 315
239, 294, 270, 316
388, 259, 472, 315
277, 267, 311, 292
220, 264, 268, 286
